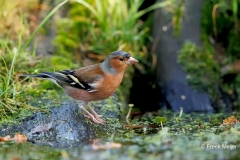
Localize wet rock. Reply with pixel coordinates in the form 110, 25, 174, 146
0, 95, 121, 148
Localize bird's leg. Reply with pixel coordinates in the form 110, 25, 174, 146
87, 105, 105, 124
78, 104, 104, 124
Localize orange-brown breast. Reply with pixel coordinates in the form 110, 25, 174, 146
96, 73, 124, 98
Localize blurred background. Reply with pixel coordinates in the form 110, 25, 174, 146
1, 0, 240, 122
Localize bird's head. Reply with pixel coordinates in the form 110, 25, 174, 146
102, 51, 138, 73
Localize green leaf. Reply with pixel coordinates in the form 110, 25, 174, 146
155, 116, 167, 123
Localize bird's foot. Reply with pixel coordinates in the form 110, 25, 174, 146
93, 115, 105, 124
87, 105, 106, 124
84, 114, 105, 124
78, 104, 105, 124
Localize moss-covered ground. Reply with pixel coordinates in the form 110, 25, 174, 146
1, 111, 240, 160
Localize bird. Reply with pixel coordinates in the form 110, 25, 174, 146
21, 51, 139, 124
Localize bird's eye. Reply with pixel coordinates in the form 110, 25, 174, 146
119, 58, 124, 61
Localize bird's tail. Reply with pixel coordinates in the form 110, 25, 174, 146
21, 72, 61, 86
21, 72, 55, 79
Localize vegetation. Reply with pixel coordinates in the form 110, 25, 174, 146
0, 0, 68, 125
178, 0, 240, 110
1, 0, 240, 159
0, 36, 40, 124
1, 112, 240, 159
0, 0, 169, 123
178, 42, 220, 100
0, 1, 41, 124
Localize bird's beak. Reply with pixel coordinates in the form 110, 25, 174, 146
127, 57, 139, 65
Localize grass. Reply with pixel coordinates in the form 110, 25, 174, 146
0, 33, 64, 125
55, 0, 171, 58
0, 1, 33, 124
0, 0, 69, 125
0, 37, 41, 124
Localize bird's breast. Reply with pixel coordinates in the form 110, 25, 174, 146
96, 73, 124, 97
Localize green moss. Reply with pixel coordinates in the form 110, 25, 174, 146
178, 42, 220, 100
3, 112, 240, 159
221, 74, 240, 109
90, 95, 123, 117
181, 0, 240, 109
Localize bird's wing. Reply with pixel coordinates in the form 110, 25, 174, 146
55, 64, 104, 92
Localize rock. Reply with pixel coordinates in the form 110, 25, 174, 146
0, 95, 121, 147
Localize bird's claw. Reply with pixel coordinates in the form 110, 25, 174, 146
95, 115, 105, 124
79, 104, 106, 124
84, 114, 105, 124
87, 105, 105, 124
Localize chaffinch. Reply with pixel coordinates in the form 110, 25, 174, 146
22, 51, 139, 124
